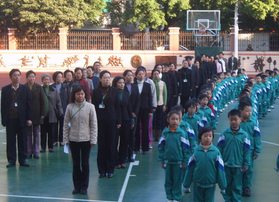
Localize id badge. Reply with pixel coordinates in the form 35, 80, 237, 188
99, 103, 105, 109
183, 79, 188, 83
14, 102, 18, 107
68, 122, 71, 128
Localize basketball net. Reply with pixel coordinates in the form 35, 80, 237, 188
198, 27, 206, 35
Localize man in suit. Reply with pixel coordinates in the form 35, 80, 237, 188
218, 52, 228, 73
228, 55, 238, 72
186, 56, 200, 98
134, 67, 153, 153
178, 59, 193, 108
1, 69, 32, 168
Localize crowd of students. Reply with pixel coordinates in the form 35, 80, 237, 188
1, 54, 278, 200
158, 67, 279, 202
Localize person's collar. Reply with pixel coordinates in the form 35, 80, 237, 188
75, 100, 86, 106
137, 80, 144, 84
11, 83, 20, 90
200, 143, 212, 151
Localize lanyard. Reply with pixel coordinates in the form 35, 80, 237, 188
70, 104, 85, 121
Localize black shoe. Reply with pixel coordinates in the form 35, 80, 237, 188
20, 163, 30, 167
33, 155, 39, 159
80, 189, 87, 195
128, 158, 135, 162
107, 173, 114, 178
6, 163, 16, 168
49, 149, 54, 153
99, 173, 106, 178
243, 187, 251, 197
40, 149, 46, 153
72, 189, 80, 195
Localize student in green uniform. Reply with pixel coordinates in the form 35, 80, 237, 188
217, 109, 251, 202
198, 94, 216, 129
171, 105, 196, 154
239, 99, 261, 197
158, 110, 191, 202
182, 100, 205, 141
184, 127, 227, 202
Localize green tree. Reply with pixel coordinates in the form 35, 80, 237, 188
0, 0, 106, 33
124, 0, 166, 31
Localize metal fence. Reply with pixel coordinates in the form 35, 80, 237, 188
16, 32, 59, 50
67, 30, 113, 50
121, 31, 169, 50
0, 32, 8, 50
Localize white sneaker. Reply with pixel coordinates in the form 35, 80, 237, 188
271, 105, 274, 109
268, 109, 271, 112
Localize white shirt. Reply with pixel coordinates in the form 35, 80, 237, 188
137, 80, 144, 94
219, 59, 226, 73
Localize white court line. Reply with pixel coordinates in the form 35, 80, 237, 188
0, 194, 116, 202
262, 140, 279, 147
117, 160, 139, 202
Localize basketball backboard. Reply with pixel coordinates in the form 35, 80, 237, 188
187, 10, 221, 31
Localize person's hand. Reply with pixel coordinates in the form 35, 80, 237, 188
184, 188, 191, 193
253, 152, 259, 160
149, 113, 153, 117
163, 106, 166, 112
161, 162, 166, 169
220, 190, 226, 195
131, 113, 136, 118
26, 120, 32, 126
241, 166, 248, 172
117, 124, 121, 129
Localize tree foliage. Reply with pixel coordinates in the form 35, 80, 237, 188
0, 0, 106, 32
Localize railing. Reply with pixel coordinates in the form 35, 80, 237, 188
16, 32, 59, 50
67, 30, 113, 50
179, 31, 195, 50
0, 32, 8, 50
121, 31, 169, 50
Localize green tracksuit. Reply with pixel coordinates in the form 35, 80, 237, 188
240, 119, 262, 190
184, 145, 227, 202
158, 127, 191, 201
199, 106, 216, 129
179, 121, 197, 154
182, 113, 203, 140
217, 128, 251, 202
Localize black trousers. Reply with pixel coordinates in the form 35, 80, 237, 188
70, 141, 91, 191
153, 105, 165, 130
115, 121, 130, 165
128, 118, 136, 160
180, 94, 191, 109
40, 116, 55, 150
135, 109, 149, 152
54, 116, 64, 143
97, 119, 116, 174
167, 96, 178, 111
6, 118, 27, 164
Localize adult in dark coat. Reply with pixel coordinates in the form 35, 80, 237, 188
92, 70, 121, 178
178, 60, 193, 108
61, 70, 74, 112
228, 55, 238, 72
134, 67, 153, 153
123, 70, 140, 162
41, 74, 63, 153
1, 69, 32, 167
112, 76, 132, 168
186, 56, 200, 98
51, 71, 65, 146
25, 70, 46, 159
167, 63, 179, 110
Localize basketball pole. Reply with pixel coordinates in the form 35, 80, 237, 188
234, 2, 239, 59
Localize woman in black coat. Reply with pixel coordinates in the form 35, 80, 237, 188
112, 76, 131, 168
92, 70, 121, 178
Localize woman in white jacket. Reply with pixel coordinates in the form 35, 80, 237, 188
63, 87, 97, 195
